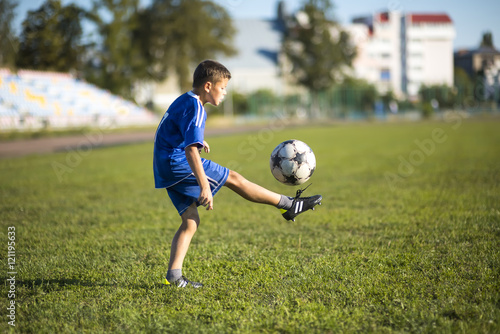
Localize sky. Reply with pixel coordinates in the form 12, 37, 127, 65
14, 0, 500, 50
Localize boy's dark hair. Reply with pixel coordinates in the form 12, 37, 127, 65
193, 60, 231, 88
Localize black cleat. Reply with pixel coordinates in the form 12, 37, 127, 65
162, 276, 203, 288
281, 184, 322, 222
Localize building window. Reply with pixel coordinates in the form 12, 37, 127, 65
380, 69, 391, 81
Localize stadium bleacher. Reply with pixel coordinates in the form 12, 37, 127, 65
0, 69, 158, 130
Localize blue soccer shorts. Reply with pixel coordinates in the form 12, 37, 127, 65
166, 158, 230, 216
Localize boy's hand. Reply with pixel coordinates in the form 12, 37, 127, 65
185, 144, 213, 210
203, 141, 210, 153
198, 186, 213, 210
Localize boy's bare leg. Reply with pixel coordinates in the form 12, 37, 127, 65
224, 170, 281, 205
168, 202, 200, 271
224, 170, 322, 222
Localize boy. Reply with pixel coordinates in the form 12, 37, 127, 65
154, 60, 322, 288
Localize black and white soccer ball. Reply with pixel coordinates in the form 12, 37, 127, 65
270, 140, 316, 185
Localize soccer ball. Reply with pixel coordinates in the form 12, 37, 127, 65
270, 140, 316, 185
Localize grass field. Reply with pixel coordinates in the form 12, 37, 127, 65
1, 118, 499, 333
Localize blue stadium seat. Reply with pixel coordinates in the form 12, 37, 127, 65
0, 69, 158, 129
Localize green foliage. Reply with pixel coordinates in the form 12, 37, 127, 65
396, 98, 416, 112
1, 120, 499, 332
216, 89, 281, 116
229, 91, 249, 115
0, 0, 18, 69
247, 89, 280, 115
454, 67, 476, 108
16, 0, 87, 72
84, 0, 143, 99
420, 102, 435, 119
480, 31, 494, 48
380, 90, 395, 108
419, 84, 458, 109
283, 0, 356, 93
12, 0, 235, 99
140, 0, 236, 92
330, 78, 378, 114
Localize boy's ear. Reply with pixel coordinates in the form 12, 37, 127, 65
204, 81, 212, 93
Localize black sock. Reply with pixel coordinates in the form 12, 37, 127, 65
276, 195, 293, 210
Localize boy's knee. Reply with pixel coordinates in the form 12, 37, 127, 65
180, 203, 200, 228
226, 170, 245, 187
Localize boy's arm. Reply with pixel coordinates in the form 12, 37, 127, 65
185, 144, 213, 210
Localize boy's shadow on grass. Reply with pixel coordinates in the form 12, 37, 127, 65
12, 278, 165, 291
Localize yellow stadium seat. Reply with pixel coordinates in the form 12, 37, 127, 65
54, 102, 62, 115
9, 82, 18, 94
25, 90, 47, 108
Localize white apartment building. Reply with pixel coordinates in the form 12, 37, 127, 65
347, 11, 455, 98
402, 13, 455, 97
349, 12, 402, 96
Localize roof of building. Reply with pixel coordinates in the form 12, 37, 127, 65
455, 46, 500, 57
408, 13, 452, 24
218, 19, 284, 70
377, 12, 389, 23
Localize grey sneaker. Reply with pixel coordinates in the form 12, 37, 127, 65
163, 276, 203, 288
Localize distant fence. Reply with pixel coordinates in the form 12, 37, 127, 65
223, 85, 500, 121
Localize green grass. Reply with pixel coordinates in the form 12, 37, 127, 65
1, 118, 499, 333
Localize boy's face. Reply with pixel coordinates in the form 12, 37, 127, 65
206, 78, 229, 106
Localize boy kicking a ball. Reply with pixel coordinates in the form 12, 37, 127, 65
153, 60, 322, 288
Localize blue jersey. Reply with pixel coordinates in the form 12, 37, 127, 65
153, 91, 207, 188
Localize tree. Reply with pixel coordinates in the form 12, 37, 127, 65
138, 0, 236, 91
283, 0, 356, 109
0, 0, 18, 69
454, 67, 474, 107
12, 0, 236, 100
419, 84, 457, 110
16, 0, 87, 72
480, 31, 494, 48
84, 0, 144, 98
86, 0, 236, 99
